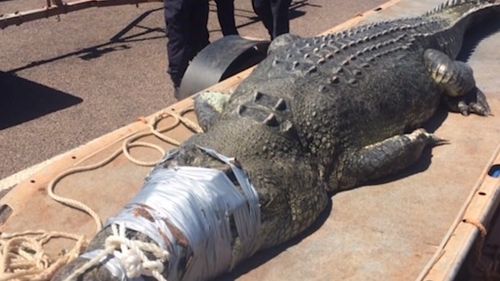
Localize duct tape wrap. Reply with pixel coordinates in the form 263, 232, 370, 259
84, 147, 261, 281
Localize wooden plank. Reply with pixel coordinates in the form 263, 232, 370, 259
418, 149, 500, 280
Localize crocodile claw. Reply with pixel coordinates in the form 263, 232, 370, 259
445, 88, 492, 117
420, 130, 449, 146
430, 135, 450, 146
469, 88, 492, 116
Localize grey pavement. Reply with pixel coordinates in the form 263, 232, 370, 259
0, 0, 386, 180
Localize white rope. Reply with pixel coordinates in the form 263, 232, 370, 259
108, 223, 168, 280
0, 231, 87, 281
63, 224, 169, 281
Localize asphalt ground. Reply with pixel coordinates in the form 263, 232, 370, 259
0, 0, 387, 181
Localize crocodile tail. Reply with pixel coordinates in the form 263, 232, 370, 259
423, 0, 500, 27
424, 0, 497, 17
424, 0, 500, 57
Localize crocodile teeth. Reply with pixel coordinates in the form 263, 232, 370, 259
263, 113, 279, 126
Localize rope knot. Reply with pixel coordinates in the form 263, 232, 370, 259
120, 249, 144, 278
101, 224, 169, 281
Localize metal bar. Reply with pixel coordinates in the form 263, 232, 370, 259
0, 0, 162, 29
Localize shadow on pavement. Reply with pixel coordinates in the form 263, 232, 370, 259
209, 0, 320, 34
8, 7, 166, 73
0, 71, 83, 130
8, 0, 321, 72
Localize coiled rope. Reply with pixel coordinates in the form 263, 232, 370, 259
0, 107, 202, 281
0, 231, 86, 281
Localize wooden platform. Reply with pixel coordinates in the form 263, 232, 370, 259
1, 0, 500, 280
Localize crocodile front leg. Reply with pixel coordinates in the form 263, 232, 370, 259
423, 49, 491, 116
332, 129, 444, 191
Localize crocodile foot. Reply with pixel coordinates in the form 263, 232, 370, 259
332, 128, 445, 191
444, 87, 492, 116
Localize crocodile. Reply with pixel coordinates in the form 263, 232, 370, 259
53, 1, 498, 280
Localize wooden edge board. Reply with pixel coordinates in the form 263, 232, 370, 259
418, 146, 500, 281
319, 0, 402, 35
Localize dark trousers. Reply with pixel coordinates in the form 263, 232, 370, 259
215, 0, 238, 36
252, 0, 291, 39
164, 0, 209, 87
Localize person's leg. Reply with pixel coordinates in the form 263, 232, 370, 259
252, 0, 273, 38
215, 0, 239, 36
164, 0, 190, 88
188, 0, 210, 59
270, 0, 291, 38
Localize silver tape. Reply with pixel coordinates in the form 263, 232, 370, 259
104, 147, 261, 281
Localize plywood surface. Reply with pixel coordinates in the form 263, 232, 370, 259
1, 0, 500, 280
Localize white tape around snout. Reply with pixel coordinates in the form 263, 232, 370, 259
84, 147, 261, 281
